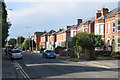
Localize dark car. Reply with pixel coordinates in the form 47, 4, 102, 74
42, 50, 56, 58
112, 52, 120, 58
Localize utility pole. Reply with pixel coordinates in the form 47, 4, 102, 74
32, 37, 33, 51
28, 32, 31, 52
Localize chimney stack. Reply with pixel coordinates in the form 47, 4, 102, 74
101, 7, 109, 16
77, 19, 82, 24
43, 30, 47, 34
59, 28, 63, 32
95, 10, 101, 19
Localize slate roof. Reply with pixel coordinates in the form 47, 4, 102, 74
35, 32, 43, 37
105, 8, 120, 19
56, 27, 71, 34
96, 8, 120, 20
41, 32, 48, 37
71, 17, 95, 28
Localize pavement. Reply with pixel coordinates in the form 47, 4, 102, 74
56, 54, 119, 69
31, 51, 119, 69
2, 49, 23, 80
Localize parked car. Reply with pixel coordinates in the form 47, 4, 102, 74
42, 50, 56, 58
9, 49, 22, 59
17, 48, 22, 51
112, 52, 120, 58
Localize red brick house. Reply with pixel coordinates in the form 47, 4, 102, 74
40, 31, 47, 49
70, 18, 95, 37
94, 7, 120, 52
34, 32, 43, 49
70, 7, 120, 52
46, 30, 56, 50
55, 28, 72, 48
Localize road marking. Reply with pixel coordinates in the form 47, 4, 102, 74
76, 62, 111, 69
14, 61, 31, 80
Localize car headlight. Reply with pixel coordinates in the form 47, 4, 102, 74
47, 53, 50, 55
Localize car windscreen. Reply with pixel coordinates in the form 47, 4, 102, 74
45, 50, 54, 53
12, 50, 21, 53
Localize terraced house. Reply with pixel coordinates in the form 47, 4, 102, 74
70, 7, 120, 52
35, 7, 120, 52
55, 28, 72, 48
34, 32, 43, 49
94, 7, 120, 52
70, 18, 95, 37
46, 30, 56, 50
40, 31, 48, 49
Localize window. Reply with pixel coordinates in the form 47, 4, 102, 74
85, 28, 87, 32
81, 28, 84, 32
57, 36, 59, 41
73, 31, 76, 36
117, 20, 120, 31
117, 38, 120, 50
61, 42, 65, 47
63, 35, 65, 40
95, 24, 99, 35
112, 22, 115, 33
107, 22, 110, 34
99, 24, 103, 35
50, 42, 51, 45
78, 29, 80, 33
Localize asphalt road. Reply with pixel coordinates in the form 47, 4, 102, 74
15, 52, 118, 79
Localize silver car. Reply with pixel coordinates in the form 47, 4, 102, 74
9, 49, 22, 59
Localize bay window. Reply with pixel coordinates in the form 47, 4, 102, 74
99, 24, 103, 35
73, 31, 76, 36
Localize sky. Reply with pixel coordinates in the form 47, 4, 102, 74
5, 0, 119, 40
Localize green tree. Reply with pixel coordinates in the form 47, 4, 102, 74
8, 38, 16, 46
23, 39, 36, 50
72, 32, 104, 60
17, 36, 25, 46
1, 2, 11, 47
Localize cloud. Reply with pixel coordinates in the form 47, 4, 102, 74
7, 2, 118, 39
6, 0, 119, 2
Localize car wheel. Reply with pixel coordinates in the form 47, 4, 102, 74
10, 57, 13, 60
42, 55, 44, 58
54, 57, 56, 59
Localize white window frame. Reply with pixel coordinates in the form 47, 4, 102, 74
81, 28, 84, 32
107, 22, 110, 34
63, 34, 65, 40
78, 29, 80, 32
57, 35, 59, 41
73, 31, 76, 36
71, 30, 76, 37
84, 28, 88, 32
116, 36, 120, 51
112, 21, 115, 33
116, 19, 120, 31
95, 23, 104, 35
99, 24, 104, 35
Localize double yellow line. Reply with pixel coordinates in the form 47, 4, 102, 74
14, 61, 31, 80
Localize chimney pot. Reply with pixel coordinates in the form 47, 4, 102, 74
77, 19, 82, 24
101, 7, 109, 16
95, 10, 101, 19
